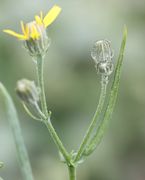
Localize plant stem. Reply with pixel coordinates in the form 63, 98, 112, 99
68, 165, 76, 180
0, 83, 34, 180
44, 118, 70, 165
35, 55, 71, 165
86, 26, 127, 149
36, 55, 48, 117
74, 78, 107, 162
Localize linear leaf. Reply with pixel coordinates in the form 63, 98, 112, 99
0, 83, 34, 180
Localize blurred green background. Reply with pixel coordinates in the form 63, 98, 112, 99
0, 0, 145, 180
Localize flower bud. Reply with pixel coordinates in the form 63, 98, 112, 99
96, 61, 114, 76
24, 21, 50, 57
91, 40, 114, 64
91, 40, 114, 77
16, 79, 39, 104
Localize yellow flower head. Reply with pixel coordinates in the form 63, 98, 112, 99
3, 5, 61, 40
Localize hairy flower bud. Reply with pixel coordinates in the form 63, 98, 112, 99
24, 21, 50, 57
91, 40, 114, 77
91, 40, 114, 63
16, 79, 39, 104
96, 61, 114, 76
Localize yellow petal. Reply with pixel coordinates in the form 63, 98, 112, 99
40, 11, 43, 21
35, 15, 43, 25
30, 25, 40, 39
24, 24, 29, 38
43, 5, 61, 28
21, 21, 26, 35
3, 29, 26, 40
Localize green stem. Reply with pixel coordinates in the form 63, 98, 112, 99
44, 118, 71, 165
68, 165, 76, 180
74, 78, 107, 162
35, 55, 71, 165
36, 55, 48, 116
86, 26, 127, 150
0, 83, 34, 180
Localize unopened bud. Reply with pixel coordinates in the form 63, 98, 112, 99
91, 40, 114, 77
24, 21, 50, 57
96, 61, 114, 76
91, 40, 114, 64
16, 79, 39, 104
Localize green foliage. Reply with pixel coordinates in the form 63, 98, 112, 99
0, 83, 34, 180
84, 26, 128, 156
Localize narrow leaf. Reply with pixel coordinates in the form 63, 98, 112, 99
0, 83, 34, 180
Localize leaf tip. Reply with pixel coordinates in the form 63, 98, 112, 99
123, 25, 128, 40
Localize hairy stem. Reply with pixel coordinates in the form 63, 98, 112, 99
44, 118, 71, 165
35, 56, 71, 165
68, 165, 76, 180
74, 78, 107, 162
36, 55, 48, 116
87, 26, 128, 150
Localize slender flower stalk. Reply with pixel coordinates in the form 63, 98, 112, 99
44, 118, 71, 165
74, 77, 108, 163
87, 27, 128, 151
35, 55, 71, 165
35, 55, 48, 116
74, 40, 114, 163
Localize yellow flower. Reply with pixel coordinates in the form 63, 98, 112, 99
3, 5, 61, 40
